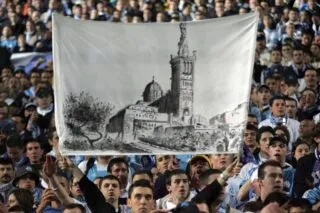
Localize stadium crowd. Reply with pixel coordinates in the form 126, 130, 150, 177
1, 0, 320, 212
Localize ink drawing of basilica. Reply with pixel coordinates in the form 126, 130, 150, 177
106, 23, 246, 153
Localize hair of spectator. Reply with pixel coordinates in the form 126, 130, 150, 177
258, 160, 282, 179
269, 95, 285, 107
107, 157, 129, 173
165, 169, 189, 185
0, 157, 14, 167
274, 124, 291, 142
246, 123, 258, 132
288, 198, 312, 210
62, 203, 86, 213
301, 88, 317, 97
128, 179, 153, 199
99, 175, 121, 189
198, 168, 222, 186
248, 113, 257, 119
284, 96, 297, 106
243, 201, 264, 212
257, 126, 274, 144
265, 75, 277, 81
29, 68, 41, 76
6, 133, 24, 149
304, 67, 317, 76
132, 170, 153, 182
8, 188, 34, 213
292, 138, 310, 153
263, 192, 290, 207
24, 137, 42, 149
47, 127, 57, 140
269, 135, 288, 146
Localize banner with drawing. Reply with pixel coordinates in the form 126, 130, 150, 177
52, 13, 258, 155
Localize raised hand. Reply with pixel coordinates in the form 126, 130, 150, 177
224, 159, 239, 177
43, 155, 56, 178
36, 189, 58, 213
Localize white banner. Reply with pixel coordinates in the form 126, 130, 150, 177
53, 13, 258, 155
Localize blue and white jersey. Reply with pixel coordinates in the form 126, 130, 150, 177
303, 187, 320, 205
283, 163, 295, 196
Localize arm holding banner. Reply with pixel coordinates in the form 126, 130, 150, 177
64, 156, 117, 213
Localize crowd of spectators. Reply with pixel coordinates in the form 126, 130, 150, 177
0, 0, 320, 212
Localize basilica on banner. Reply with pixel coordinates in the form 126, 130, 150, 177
106, 23, 244, 152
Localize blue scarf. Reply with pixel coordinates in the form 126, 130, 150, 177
269, 114, 288, 126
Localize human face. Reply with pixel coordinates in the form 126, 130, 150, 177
49, 131, 59, 147
304, 70, 317, 88
168, 174, 189, 202
0, 107, 8, 121
285, 100, 297, 118
11, 116, 25, 133
24, 106, 36, 118
271, 51, 282, 63
70, 177, 83, 197
7, 146, 23, 163
258, 89, 271, 105
243, 129, 257, 148
36, 95, 52, 109
266, 79, 277, 93
127, 187, 154, 213
289, 10, 298, 22
299, 120, 315, 136
293, 50, 303, 64
302, 34, 312, 46
269, 142, 287, 163
259, 132, 273, 154
247, 116, 258, 127
282, 45, 292, 58
18, 174, 36, 190
156, 155, 171, 174
190, 159, 210, 181
26, 142, 43, 164
271, 99, 285, 117
8, 193, 18, 208
210, 154, 232, 170
294, 144, 310, 161
30, 72, 40, 86
111, 163, 128, 189
0, 164, 14, 183
100, 179, 121, 203
301, 90, 316, 107
259, 166, 283, 194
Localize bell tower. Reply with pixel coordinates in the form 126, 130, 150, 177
170, 23, 196, 121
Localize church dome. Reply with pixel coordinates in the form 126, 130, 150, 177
143, 78, 163, 102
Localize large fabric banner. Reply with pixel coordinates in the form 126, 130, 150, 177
53, 13, 258, 155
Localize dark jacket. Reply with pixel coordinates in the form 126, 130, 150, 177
294, 153, 316, 197
79, 175, 116, 213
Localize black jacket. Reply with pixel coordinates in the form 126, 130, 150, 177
79, 175, 116, 213
294, 153, 316, 197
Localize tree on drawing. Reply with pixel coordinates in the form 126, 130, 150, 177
64, 91, 114, 148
